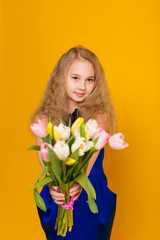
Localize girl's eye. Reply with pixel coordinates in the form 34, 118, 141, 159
87, 78, 94, 82
72, 76, 79, 80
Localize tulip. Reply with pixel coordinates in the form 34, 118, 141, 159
47, 122, 61, 141
73, 126, 80, 138
40, 142, 53, 162
53, 140, 70, 160
71, 137, 93, 156
47, 122, 54, 138
86, 119, 99, 139
54, 129, 61, 141
71, 137, 85, 156
93, 128, 111, 150
108, 133, 129, 150
83, 140, 94, 152
30, 120, 47, 138
71, 117, 84, 135
54, 123, 70, 141
65, 157, 76, 166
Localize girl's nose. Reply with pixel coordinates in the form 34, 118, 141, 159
79, 80, 86, 90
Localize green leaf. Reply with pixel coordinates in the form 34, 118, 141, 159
93, 137, 99, 146
28, 166, 51, 192
51, 125, 55, 145
87, 195, 98, 213
35, 166, 50, 184
48, 165, 59, 185
69, 148, 79, 160
66, 136, 75, 149
27, 145, 40, 151
74, 173, 96, 199
68, 118, 71, 128
74, 173, 98, 213
63, 160, 79, 182
42, 134, 52, 145
42, 159, 48, 167
47, 146, 62, 182
84, 161, 89, 173
60, 118, 64, 124
76, 148, 98, 174
80, 123, 85, 138
72, 162, 81, 179
34, 188, 46, 212
49, 114, 52, 122
29, 176, 54, 191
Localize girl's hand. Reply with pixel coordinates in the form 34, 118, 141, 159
48, 185, 65, 205
69, 183, 82, 201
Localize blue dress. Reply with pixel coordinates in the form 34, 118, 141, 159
37, 148, 117, 240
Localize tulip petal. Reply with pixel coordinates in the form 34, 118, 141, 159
108, 132, 129, 150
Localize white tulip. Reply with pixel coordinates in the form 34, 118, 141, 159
54, 123, 70, 141
71, 137, 85, 156
71, 137, 94, 156
83, 141, 94, 152
72, 125, 81, 138
53, 140, 70, 160
86, 119, 99, 139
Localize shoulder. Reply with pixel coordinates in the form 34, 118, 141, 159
34, 114, 49, 128
95, 112, 109, 132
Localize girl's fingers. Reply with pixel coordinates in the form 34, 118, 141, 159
50, 185, 58, 191
69, 183, 80, 193
69, 184, 82, 197
48, 184, 82, 204
69, 183, 81, 192
48, 185, 65, 200
54, 200, 65, 205
73, 194, 79, 201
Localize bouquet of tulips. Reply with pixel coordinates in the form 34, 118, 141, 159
28, 116, 129, 236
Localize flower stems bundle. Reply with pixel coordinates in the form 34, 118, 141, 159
28, 116, 129, 236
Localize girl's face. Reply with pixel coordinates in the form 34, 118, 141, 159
66, 58, 95, 112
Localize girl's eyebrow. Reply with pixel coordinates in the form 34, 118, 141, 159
71, 73, 95, 78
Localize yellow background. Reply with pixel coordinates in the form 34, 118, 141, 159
1, 0, 160, 239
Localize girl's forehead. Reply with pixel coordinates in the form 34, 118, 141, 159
68, 58, 95, 74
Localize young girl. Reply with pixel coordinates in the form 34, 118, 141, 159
31, 46, 117, 240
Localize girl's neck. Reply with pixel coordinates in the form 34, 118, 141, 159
68, 101, 79, 114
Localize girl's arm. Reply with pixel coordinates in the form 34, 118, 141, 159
86, 112, 109, 176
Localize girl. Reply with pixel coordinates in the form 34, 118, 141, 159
31, 46, 117, 240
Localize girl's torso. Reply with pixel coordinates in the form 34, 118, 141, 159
37, 148, 117, 240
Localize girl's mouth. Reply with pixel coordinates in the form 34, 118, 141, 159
75, 92, 85, 97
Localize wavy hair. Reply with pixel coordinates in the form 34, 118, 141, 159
30, 45, 117, 134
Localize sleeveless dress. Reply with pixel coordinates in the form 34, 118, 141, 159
37, 148, 117, 240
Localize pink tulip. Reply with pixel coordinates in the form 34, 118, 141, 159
30, 119, 47, 138
40, 142, 53, 162
108, 132, 129, 150
93, 128, 111, 150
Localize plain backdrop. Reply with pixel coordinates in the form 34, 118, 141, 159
0, 0, 160, 239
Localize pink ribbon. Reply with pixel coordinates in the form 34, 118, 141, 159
55, 183, 78, 211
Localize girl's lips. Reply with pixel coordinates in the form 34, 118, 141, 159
75, 92, 85, 97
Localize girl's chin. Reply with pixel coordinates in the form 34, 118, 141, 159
74, 96, 86, 102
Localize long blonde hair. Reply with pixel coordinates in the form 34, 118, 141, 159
30, 45, 117, 134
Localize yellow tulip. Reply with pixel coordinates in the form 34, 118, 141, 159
71, 117, 84, 135
47, 122, 61, 141
65, 157, 76, 166
47, 122, 54, 138
54, 129, 61, 141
